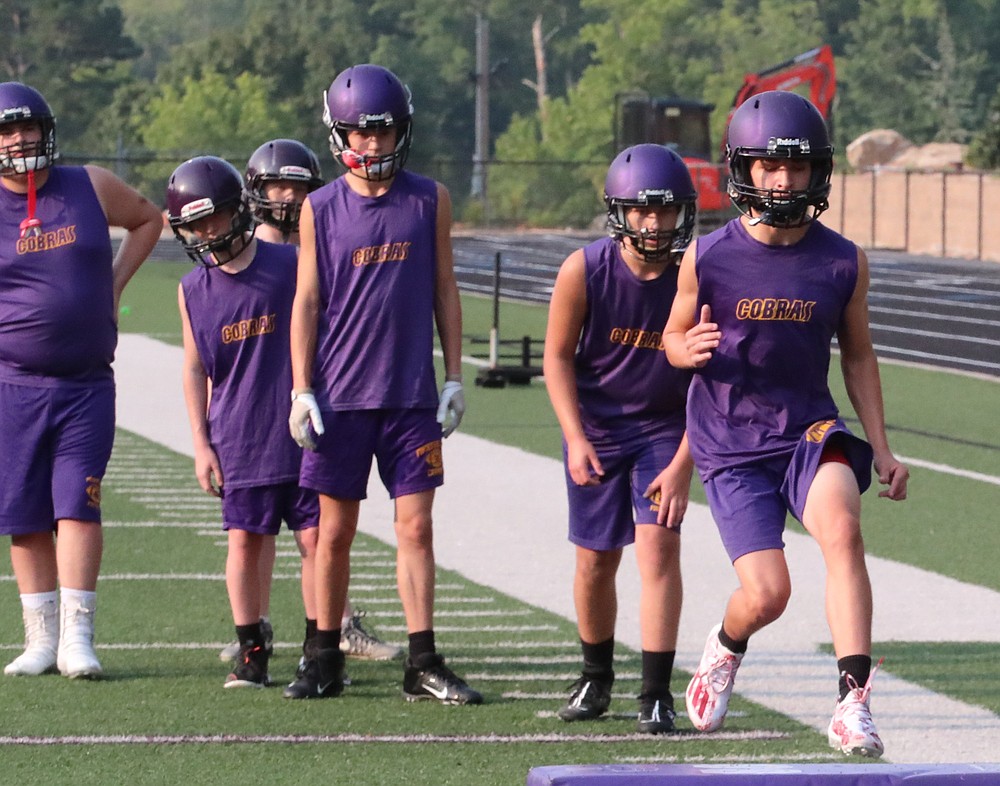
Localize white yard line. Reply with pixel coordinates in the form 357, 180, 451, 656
113, 334, 1000, 764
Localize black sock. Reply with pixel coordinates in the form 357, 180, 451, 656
718, 624, 748, 654
640, 650, 676, 699
408, 629, 436, 661
304, 618, 318, 642
315, 627, 341, 652
581, 636, 615, 679
837, 654, 872, 701
236, 622, 262, 646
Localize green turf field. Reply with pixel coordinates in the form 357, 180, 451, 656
3, 257, 998, 783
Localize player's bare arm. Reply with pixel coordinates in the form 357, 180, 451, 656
290, 197, 320, 392
178, 283, 223, 497
664, 244, 718, 368
86, 165, 162, 306
837, 246, 909, 501
433, 182, 463, 381
543, 249, 603, 486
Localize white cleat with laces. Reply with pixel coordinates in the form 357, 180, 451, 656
4, 599, 59, 676
685, 623, 744, 732
828, 658, 885, 758
57, 599, 102, 680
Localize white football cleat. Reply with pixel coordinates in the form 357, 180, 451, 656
4, 599, 59, 676
686, 623, 744, 732
828, 659, 885, 758
57, 598, 102, 679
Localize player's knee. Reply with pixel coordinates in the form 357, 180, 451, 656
745, 583, 790, 626
395, 511, 433, 547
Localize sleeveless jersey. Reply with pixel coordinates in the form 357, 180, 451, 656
308, 170, 438, 410
180, 241, 300, 488
575, 236, 690, 445
686, 218, 859, 477
0, 166, 115, 384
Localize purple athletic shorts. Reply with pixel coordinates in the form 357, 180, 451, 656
0, 380, 115, 535
702, 419, 873, 562
221, 482, 319, 535
565, 428, 685, 551
300, 408, 443, 500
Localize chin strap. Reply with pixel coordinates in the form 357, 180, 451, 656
19, 169, 43, 239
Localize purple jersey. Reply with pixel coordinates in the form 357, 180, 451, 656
687, 219, 859, 477
575, 236, 690, 445
308, 170, 439, 411
180, 241, 300, 488
0, 167, 115, 383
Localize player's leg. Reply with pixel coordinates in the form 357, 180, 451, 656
802, 453, 882, 757
558, 445, 632, 722
559, 545, 621, 722
5, 532, 59, 676
379, 410, 480, 704
50, 385, 113, 680
687, 463, 789, 731
222, 528, 271, 688
634, 523, 681, 733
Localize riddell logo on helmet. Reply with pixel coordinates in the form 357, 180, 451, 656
180, 198, 215, 221
637, 188, 674, 202
768, 137, 811, 153
0, 105, 33, 121
357, 112, 394, 127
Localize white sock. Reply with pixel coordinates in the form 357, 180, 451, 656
60, 587, 97, 609
20, 591, 58, 611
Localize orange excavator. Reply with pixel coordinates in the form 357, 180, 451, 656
613, 45, 836, 225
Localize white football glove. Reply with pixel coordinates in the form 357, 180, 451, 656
436, 380, 465, 438
289, 389, 325, 450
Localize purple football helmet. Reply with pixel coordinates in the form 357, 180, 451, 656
726, 90, 833, 227
604, 144, 697, 262
0, 82, 57, 174
322, 64, 413, 180
245, 139, 323, 235
166, 156, 254, 267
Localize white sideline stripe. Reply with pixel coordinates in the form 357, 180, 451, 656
463, 641, 578, 650
900, 455, 1000, 487
379, 624, 559, 633
470, 671, 641, 682
103, 521, 218, 529
451, 655, 585, 665
616, 753, 838, 764
0, 730, 786, 746
0, 642, 306, 652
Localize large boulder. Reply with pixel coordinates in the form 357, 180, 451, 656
889, 142, 967, 171
846, 129, 913, 170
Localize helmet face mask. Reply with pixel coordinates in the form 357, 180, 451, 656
166, 156, 254, 267
604, 144, 697, 263
0, 82, 57, 175
245, 139, 323, 235
322, 64, 413, 181
726, 91, 833, 228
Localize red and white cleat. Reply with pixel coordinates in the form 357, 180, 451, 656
828, 658, 885, 758
685, 624, 744, 732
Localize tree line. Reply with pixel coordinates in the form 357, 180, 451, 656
3, 0, 999, 227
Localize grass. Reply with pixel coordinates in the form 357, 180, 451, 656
3, 255, 996, 783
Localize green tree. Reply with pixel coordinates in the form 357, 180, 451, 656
0, 0, 140, 152
968, 84, 1000, 170
488, 0, 825, 226
136, 69, 296, 201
